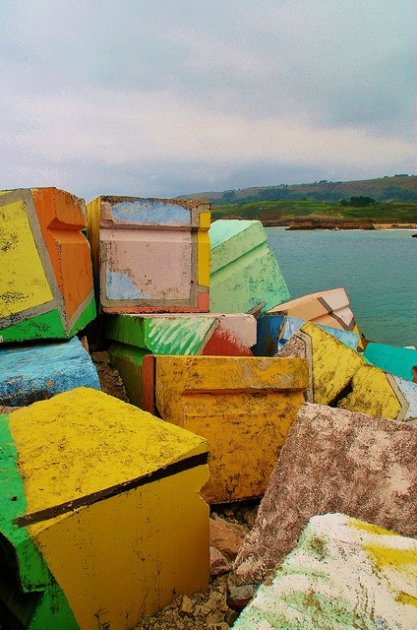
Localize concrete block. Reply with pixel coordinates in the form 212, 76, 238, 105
107, 313, 256, 406
0, 388, 209, 627
364, 341, 417, 382
255, 313, 360, 356
142, 355, 308, 503
0, 188, 96, 343
87, 196, 210, 313
0, 337, 100, 406
209, 220, 289, 313
268, 287, 362, 342
232, 402, 417, 589
233, 513, 417, 629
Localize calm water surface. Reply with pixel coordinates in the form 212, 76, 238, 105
266, 227, 417, 347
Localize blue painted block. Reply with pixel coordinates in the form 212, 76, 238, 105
364, 342, 417, 382
0, 337, 100, 406
255, 314, 360, 356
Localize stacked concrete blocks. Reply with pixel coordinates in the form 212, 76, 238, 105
142, 355, 308, 503
87, 196, 210, 313
0, 187, 96, 343
209, 220, 290, 313
107, 313, 257, 407
0, 388, 209, 627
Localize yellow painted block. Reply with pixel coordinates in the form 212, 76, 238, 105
300, 321, 363, 404
198, 229, 210, 287
338, 364, 402, 419
0, 199, 53, 318
10, 388, 209, 625
154, 356, 308, 503
199, 210, 211, 229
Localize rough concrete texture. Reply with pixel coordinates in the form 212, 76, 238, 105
107, 313, 256, 406
1, 387, 209, 627
210, 517, 246, 561
87, 196, 210, 313
0, 187, 96, 343
255, 313, 359, 356
209, 220, 289, 313
232, 402, 417, 588
364, 341, 417, 382
0, 336, 100, 406
147, 355, 308, 503
233, 513, 417, 629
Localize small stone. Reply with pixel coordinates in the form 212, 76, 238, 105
222, 507, 234, 517
194, 604, 211, 617
179, 595, 194, 616
210, 546, 231, 576
225, 609, 239, 625
208, 623, 229, 630
206, 611, 224, 624
210, 517, 246, 561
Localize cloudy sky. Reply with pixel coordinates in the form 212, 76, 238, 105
1, 0, 415, 200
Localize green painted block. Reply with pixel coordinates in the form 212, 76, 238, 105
0, 309, 65, 344
364, 342, 417, 382
209, 220, 290, 313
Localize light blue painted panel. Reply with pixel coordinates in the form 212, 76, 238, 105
393, 376, 417, 420
0, 337, 100, 406
111, 200, 191, 225
106, 270, 151, 300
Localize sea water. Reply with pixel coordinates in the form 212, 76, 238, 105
266, 228, 417, 347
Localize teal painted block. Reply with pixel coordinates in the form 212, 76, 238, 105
209, 220, 290, 313
364, 342, 417, 382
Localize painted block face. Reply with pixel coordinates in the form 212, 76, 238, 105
364, 341, 417, 382
0, 188, 96, 343
107, 313, 257, 407
0, 388, 209, 627
255, 314, 360, 356
0, 337, 100, 406
268, 287, 363, 344
232, 402, 417, 590
143, 355, 308, 503
209, 220, 289, 313
234, 513, 417, 630
87, 196, 210, 312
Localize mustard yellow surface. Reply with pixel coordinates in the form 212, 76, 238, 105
86, 197, 101, 277
155, 356, 308, 503
29, 467, 209, 628
10, 387, 207, 516
338, 364, 402, 419
0, 199, 53, 318
301, 321, 363, 405
198, 212, 211, 287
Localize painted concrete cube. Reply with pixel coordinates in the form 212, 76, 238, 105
142, 355, 308, 503
0, 336, 100, 406
87, 196, 210, 313
107, 313, 257, 407
364, 341, 417, 382
234, 513, 417, 630
0, 388, 209, 628
232, 402, 417, 591
0, 187, 96, 343
209, 220, 289, 313
279, 321, 417, 421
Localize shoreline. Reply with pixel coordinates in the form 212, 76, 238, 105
262, 220, 417, 231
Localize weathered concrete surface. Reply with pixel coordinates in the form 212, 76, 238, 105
0, 336, 100, 406
364, 341, 417, 382
268, 287, 361, 337
210, 517, 246, 562
1, 388, 209, 627
107, 313, 256, 406
209, 220, 289, 313
87, 196, 210, 312
278, 322, 417, 420
0, 187, 96, 343
233, 513, 417, 629
255, 313, 359, 356
232, 402, 417, 589
144, 355, 308, 503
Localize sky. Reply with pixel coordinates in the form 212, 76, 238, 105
1, 0, 415, 201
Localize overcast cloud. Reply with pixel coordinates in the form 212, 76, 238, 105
0, 0, 415, 200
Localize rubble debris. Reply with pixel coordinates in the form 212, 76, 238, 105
0, 187, 96, 343
233, 513, 417, 629
210, 517, 246, 561
0, 387, 209, 627
86, 196, 210, 313
142, 355, 308, 503
209, 220, 289, 313
232, 402, 417, 591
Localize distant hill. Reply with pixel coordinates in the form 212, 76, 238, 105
181, 175, 417, 205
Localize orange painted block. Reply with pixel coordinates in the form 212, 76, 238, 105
143, 355, 308, 503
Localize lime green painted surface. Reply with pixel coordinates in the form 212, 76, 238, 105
68, 295, 97, 337
0, 309, 64, 343
109, 343, 147, 406
0, 414, 77, 628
